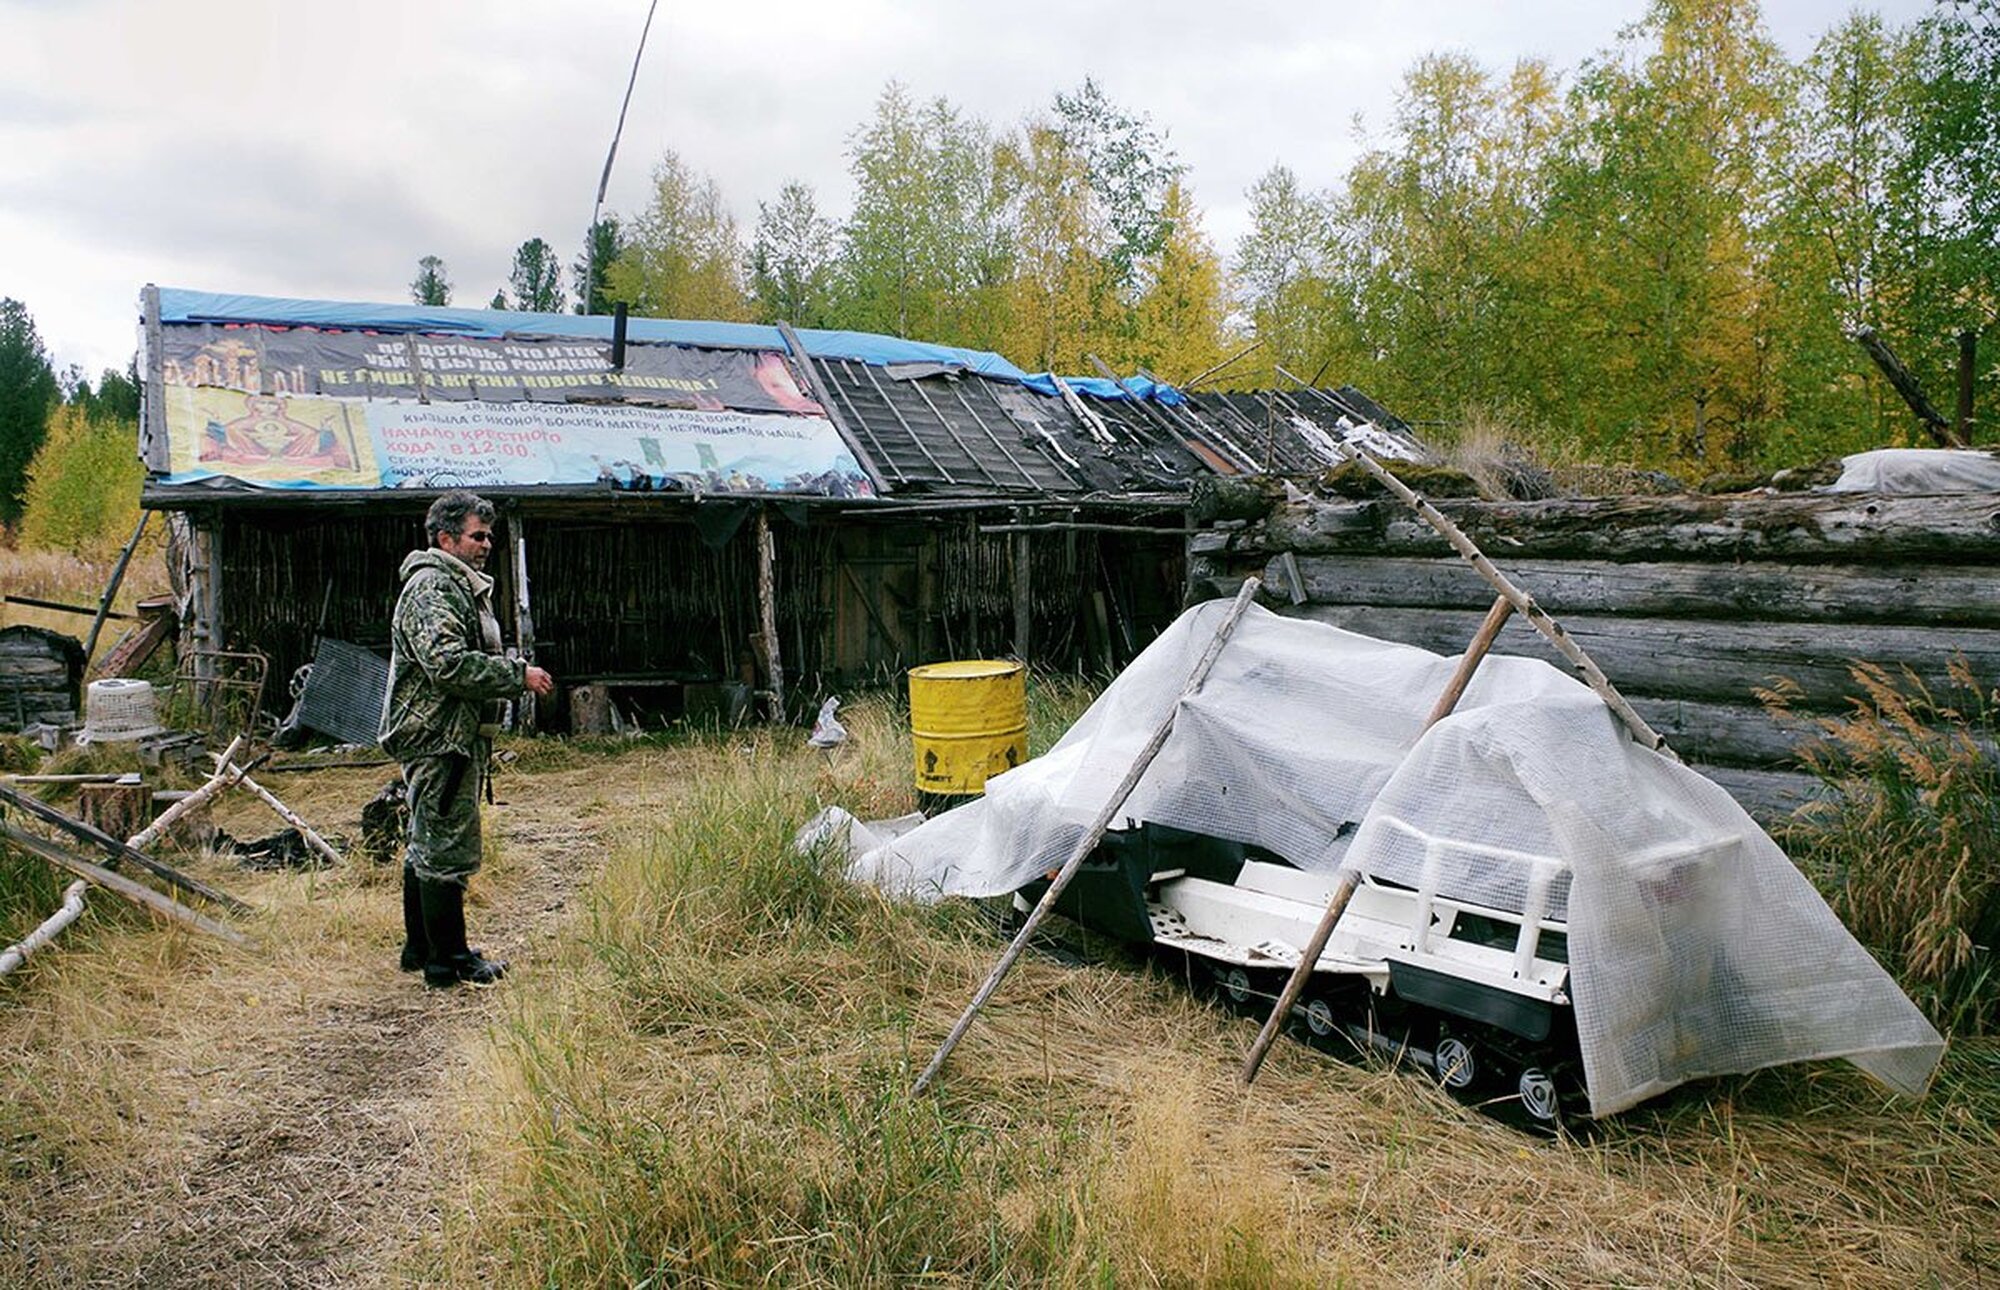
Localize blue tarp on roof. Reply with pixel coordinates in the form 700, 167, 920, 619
154, 287, 1181, 403
1018, 372, 1187, 407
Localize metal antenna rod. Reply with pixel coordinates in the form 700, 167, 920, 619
586, 0, 661, 310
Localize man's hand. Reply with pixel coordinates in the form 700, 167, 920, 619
524, 665, 556, 697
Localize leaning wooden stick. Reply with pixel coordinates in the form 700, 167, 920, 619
1422, 596, 1514, 726
914, 577, 1263, 1095
1266, 387, 1674, 761
0, 781, 250, 914
125, 734, 249, 852
0, 820, 251, 947
1241, 417, 1682, 1085
215, 755, 346, 868
1241, 593, 1515, 1086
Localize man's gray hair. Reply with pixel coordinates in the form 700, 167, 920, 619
425, 491, 496, 545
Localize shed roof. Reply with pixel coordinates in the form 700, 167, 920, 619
140, 286, 1427, 507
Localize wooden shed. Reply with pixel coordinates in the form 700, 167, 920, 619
135, 287, 1423, 729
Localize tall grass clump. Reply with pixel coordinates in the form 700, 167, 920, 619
439, 699, 1328, 1287
1770, 659, 2000, 1034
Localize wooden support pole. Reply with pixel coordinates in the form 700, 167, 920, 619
1241, 592, 1515, 1087
913, 577, 1262, 1095
1421, 596, 1515, 727
1182, 339, 1264, 390
979, 522, 1191, 537
4, 594, 132, 620
0, 780, 250, 914
1011, 516, 1033, 663
84, 510, 151, 662
778, 323, 884, 490
755, 507, 785, 719
0, 820, 251, 947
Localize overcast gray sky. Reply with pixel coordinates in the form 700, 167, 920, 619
0, 0, 1927, 378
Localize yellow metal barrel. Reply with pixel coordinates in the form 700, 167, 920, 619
909, 660, 1027, 800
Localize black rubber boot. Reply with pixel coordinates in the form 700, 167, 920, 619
418, 877, 508, 988
398, 865, 428, 972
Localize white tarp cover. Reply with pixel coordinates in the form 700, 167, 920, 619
1825, 447, 2000, 494
851, 602, 1944, 1116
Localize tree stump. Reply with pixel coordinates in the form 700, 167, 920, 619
78, 780, 150, 844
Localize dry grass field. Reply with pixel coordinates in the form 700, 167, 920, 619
0, 681, 1993, 1287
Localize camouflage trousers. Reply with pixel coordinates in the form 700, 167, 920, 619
402, 745, 487, 885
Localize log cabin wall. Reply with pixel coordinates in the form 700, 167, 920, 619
1186, 486, 2000, 820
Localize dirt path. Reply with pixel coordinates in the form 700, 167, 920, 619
3, 756, 655, 1288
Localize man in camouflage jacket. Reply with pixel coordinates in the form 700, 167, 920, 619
381, 491, 554, 987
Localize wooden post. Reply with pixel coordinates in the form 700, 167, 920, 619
139, 284, 171, 473
216, 755, 344, 868
1421, 596, 1515, 726
1958, 329, 1978, 446
1241, 592, 1516, 1087
913, 577, 1262, 1095
183, 512, 224, 668
1011, 512, 1033, 663
778, 320, 890, 494
148, 790, 217, 851
127, 735, 247, 853
1266, 383, 1675, 762
755, 507, 785, 719
510, 511, 539, 734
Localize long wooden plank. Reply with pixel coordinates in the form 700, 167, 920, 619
1284, 603, 2000, 711
1231, 493, 2000, 564
0, 821, 251, 947
0, 782, 252, 914
1266, 553, 2000, 628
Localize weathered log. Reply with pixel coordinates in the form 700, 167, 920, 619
1627, 696, 1816, 768
0, 781, 250, 914
1264, 553, 2000, 627
1234, 493, 2000, 564
1699, 765, 1835, 823
1283, 604, 2000, 711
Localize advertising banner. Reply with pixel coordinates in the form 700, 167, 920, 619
158, 324, 827, 415
158, 386, 872, 497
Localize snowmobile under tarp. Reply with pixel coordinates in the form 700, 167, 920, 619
828, 601, 1944, 1123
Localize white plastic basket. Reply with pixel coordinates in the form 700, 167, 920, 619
79, 678, 164, 743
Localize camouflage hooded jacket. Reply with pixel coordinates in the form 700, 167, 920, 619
379, 548, 526, 760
